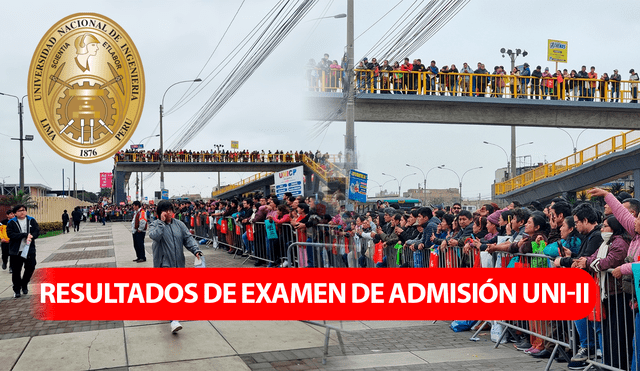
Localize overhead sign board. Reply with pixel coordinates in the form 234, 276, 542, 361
274, 166, 304, 200
547, 39, 568, 63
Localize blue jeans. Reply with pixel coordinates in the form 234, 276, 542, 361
242, 232, 253, 255
574, 317, 602, 352
413, 251, 423, 268
631, 312, 640, 370
611, 86, 619, 102
306, 237, 315, 267
589, 87, 595, 101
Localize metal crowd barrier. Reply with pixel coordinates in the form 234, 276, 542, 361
191, 221, 640, 370
480, 252, 639, 371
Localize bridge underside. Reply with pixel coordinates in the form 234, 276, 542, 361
306, 93, 640, 129
497, 145, 640, 204
113, 162, 321, 203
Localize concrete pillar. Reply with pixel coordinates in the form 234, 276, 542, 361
114, 170, 126, 205
634, 169, 640, 197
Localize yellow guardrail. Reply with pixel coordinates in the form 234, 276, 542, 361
210, 172, 274, 198
208, 154, 345, 198
308, 68, 640, 103
494, 130, 640, 195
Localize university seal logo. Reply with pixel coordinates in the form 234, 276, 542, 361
28, 13, 145, 163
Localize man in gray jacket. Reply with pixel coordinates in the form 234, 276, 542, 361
148, 200, 202, 334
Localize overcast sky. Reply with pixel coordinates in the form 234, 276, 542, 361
1, 0, 638, 200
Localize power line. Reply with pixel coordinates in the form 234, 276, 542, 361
164, 0, 247, 116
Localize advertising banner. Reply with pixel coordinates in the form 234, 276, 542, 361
99, 172, 113, 188
547, 39, 568, 63
231, 141, 239, 149
274, 166, 304, 200
348, 170, 367, 203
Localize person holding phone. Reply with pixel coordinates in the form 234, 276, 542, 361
148, 200, 203, 334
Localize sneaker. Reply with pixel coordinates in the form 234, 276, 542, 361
595, 348, 602, 359
22, 288, 28, 295
170, 321, 182, 334
571, 347, 591, 362
567, 360, 588, 370
254, 260, 264, 267
515, 340, 532, 351
524, 347, 539, 355
1, 262, 6, 270
13, 292, 21, 298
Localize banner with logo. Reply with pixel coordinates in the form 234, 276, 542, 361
274, 166, 304, 200
547, 39, 568, 63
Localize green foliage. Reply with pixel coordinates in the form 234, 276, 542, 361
39, 221, 63, 233
40, 230, 63, 238
0, 191, 38, 209
609, 182, 624, 196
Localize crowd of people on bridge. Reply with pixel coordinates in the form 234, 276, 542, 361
307, 52, 640, 102
114, 149, 338, 165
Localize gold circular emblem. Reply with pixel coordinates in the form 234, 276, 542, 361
27, 13, 145, 164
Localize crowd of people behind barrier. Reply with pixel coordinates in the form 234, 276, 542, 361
114, 148, 337, 165
157, 187, 640, 370
307, 52, 640, 102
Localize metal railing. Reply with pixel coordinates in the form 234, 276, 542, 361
495, 130, 640, 195
193, 218, 639, 371
210, 172, 273, 198
308, 68, 640, 103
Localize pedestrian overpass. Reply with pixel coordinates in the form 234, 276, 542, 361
112, 154, 346, 203
493, 131, 640, 203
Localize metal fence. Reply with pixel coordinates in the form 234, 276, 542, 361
192, 221, 639, 371
309, 68, 640, 104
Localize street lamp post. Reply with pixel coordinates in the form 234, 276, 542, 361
558, 128, 587, 154
406, 164, 426, 203
500, 47, 528, 179
483, 141, 510, 179
307, 13, 346, 21
160, 78, 202, 194
382, 172, 415, 197
0, 93, 32, 192
438, 166, 483, 202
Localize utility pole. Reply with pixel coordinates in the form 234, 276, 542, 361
344, 0, 355, 210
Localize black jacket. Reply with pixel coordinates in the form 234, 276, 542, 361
62, 212, 70, 224
560, 224, 602, 267
71, 209, 82, 222
6, 216, 40, 256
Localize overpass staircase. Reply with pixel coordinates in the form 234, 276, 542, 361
210, 154, 347, 199
495, 130, 640, 203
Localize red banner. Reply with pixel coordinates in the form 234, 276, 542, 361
33, 268, 595, 321
99, 172, 113, 188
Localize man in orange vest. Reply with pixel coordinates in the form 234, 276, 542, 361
131, 201, 148, 262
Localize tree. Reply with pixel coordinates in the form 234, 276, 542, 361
0, 191, 38, 209
608, 182, 624, 196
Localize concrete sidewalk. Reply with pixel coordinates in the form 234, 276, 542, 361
0, 221, 554, 370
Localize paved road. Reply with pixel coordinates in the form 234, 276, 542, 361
0, 221, 560, 370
